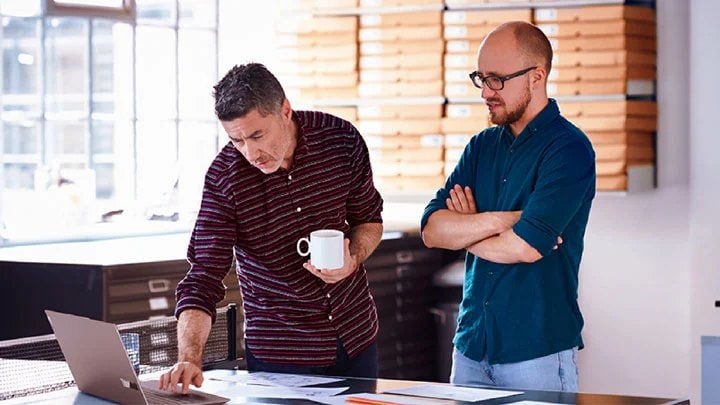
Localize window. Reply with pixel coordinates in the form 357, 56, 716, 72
0, 0, 219, 244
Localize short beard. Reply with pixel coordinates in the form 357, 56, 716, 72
489, 84, 532, 126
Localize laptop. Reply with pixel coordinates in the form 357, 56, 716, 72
45, 310, 229, 404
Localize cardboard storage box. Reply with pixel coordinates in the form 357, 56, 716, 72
441, 117, 487, 133
358, 104, 443, 119
320, 107, 358, 122
596, 175, 627, 191
360, 25, 442, 41
360, 67, 442, 83
443, 9, 532, 25
375, 175, 446, 191
280, 72, 358, 88
370, 146, 444, 162
360, 11, 442, 27
549, 65, 656, 82
572, 115, 657, 132
361, 39, 444, 55
559, 100, 657, 117
533, 5, 655, 24
585, 131, 654, 146
286, 86, 357, 100
538, 21, 656, 38
444, 53, 478, 69
360, 0, 442, 7
596, 160, 626, 176
446, 103, 489, 118
445, 39, 483, 54
549, 35, 656, 52
364, 134, 444, 149
553, 50, 656, 68
444, 25, 496, 40
358, 118, 441, 135
275, 61, 357, 75
277, 43, 357, 62
277, 16, 358, 35
276, 32, 357, 47
444, 134, 474, 147
444, 82, 480, 98
359, 80, 443, 97
360, 52, 443, 69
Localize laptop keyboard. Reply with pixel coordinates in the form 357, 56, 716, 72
144, 388, 212, 404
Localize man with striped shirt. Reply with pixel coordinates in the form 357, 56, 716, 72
159, 63, 384, 394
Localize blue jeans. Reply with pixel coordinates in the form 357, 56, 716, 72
245, 340, 378, 378
450, 347, 578, 392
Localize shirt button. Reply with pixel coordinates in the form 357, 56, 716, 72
510, 149, 514, 153
296, 207, 301, 212
484, 301, 489, 306
326, 293, 331, 298
488, 272, 493, 276
288, 174, 292, 180
502, 178, 507, 183
328, 315, 333, 321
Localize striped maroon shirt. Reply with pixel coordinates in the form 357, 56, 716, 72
176, 110, 383, 366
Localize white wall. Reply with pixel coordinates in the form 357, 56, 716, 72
689, 0, 720, 403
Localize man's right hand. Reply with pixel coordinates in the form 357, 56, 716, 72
158, 361, 204, 394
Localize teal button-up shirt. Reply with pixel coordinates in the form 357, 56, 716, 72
421, 99, 596, 364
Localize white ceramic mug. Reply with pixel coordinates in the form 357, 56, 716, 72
296, 229, 344, 269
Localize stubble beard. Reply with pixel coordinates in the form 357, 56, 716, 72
488, 85, 532, 126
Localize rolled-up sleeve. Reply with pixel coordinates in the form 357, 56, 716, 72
513, 136, 596, 256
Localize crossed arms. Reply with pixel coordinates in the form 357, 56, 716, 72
422, 184, 560, 264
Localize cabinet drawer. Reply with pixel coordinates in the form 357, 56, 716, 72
108, 276, 183, 300
106, 294, 177, 321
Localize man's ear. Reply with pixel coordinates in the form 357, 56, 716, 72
281, 98, 292, 120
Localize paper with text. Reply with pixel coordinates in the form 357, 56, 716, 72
384, 384, 522, 402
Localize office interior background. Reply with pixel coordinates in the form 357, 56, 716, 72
0, 0, 718, 403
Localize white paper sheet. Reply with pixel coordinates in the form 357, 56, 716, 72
208, 371, 344, 387
213, 384, 349, 400
384, 383, 522, 402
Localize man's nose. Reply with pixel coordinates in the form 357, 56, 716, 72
481, 84, 497, 99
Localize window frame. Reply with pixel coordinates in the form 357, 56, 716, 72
46, 0, 135, 22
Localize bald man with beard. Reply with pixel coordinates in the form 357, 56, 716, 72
421, 21, 596, 391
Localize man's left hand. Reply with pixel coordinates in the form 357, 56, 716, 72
303, 239, 357, 284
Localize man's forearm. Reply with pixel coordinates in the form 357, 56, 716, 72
177, 308, 212, 366
423, 210, 518, 250
348, 222, 383, 267
466, 229, 542, 264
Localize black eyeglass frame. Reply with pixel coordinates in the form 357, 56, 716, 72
468, 66, 537, 91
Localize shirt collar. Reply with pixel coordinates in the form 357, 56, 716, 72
502, 98, 561, 142
290, 110, 309, 167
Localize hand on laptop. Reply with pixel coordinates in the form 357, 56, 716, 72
158, 361, 204, 394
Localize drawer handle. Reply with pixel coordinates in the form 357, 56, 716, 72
396, 250, 413, 263
148, 279, 170, 293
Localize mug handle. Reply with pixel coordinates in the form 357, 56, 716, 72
296, 237, 310, 256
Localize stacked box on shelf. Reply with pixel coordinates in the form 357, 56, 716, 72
442, 103, 492, 176
273, 13, 359, 103
357, 0, 445, 194
358, 104, 445, 192
443, 8, 532, 99
558, 99, 656, 191
535, 5, 656, 97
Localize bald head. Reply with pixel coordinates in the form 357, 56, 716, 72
485, 21, 553, 75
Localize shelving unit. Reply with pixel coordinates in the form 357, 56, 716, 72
273, 0, 657, 194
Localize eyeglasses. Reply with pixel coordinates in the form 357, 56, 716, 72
468, 66, 537, 91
